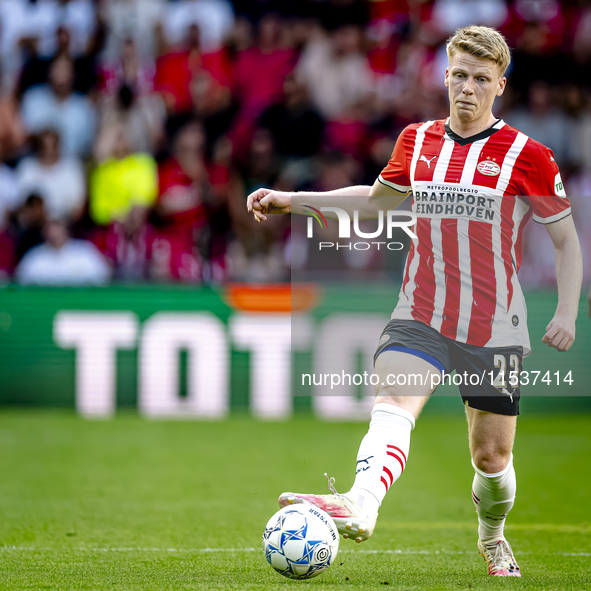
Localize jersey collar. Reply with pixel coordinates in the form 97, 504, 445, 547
444, 118, 505, 146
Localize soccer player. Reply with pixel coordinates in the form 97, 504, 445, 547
247, 26, 583, 577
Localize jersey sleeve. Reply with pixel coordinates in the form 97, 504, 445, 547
524, 144, 571, 224
377, 127, 413, 194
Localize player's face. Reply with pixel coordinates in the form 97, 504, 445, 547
444, 52, 506, 124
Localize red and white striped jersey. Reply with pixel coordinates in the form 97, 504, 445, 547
378, 118, 572, 355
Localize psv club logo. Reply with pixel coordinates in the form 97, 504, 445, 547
477, 159, 501, 176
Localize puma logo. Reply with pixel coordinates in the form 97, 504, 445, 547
500, 388, 516, 403
355, 456, 373, 474
420, 155, 437, 169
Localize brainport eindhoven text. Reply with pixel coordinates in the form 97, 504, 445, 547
307, 193, 496, 250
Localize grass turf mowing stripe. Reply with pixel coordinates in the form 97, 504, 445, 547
1, 547, 590, 557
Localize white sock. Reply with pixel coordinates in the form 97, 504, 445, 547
472, 454, 516, 542
347, 403, 415, 515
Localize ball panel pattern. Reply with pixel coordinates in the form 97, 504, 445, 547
262, 505, 339, 580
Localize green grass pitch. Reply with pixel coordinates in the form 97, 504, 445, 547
0, 409, 589, 590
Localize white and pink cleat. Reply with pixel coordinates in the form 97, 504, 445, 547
478, 538, 521, 576
278, 474, 378, 544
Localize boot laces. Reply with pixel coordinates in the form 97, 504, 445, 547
491, 539, 515, 569
324, 473, 339, 495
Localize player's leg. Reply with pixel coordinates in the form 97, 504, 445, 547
279, 320, 450, 543
279, 351, 435, 542
455, 343, 522, 576
467, 404, 517, 538
467, 405, 520, 576
344, 350, 433, 519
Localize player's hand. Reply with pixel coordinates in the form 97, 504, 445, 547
246, 188, 291, 223
542, 313, 576, 352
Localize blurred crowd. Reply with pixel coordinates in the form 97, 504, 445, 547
0, 0, 590, 287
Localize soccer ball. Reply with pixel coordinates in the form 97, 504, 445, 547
262, 504, 340, 580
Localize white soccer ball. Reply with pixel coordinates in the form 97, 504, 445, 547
262, 504, 340, 580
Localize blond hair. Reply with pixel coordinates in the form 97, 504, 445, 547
446, 26, 511, 75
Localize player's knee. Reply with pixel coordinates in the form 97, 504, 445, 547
472, 449, 511, 474
374, 386, 423, 419
374, 382, 405, 402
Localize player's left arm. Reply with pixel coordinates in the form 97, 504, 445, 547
524, 142, 583, 352
542, 215, 583, 352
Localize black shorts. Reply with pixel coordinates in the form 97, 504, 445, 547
374, 319, 522, 416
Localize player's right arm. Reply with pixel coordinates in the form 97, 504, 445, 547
247, 185, 368, 223
246, 182, 409, 223
246, 127, 413, 222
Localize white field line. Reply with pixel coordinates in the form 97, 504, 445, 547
377, 521, 591, 533
0, 546, 589, 557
